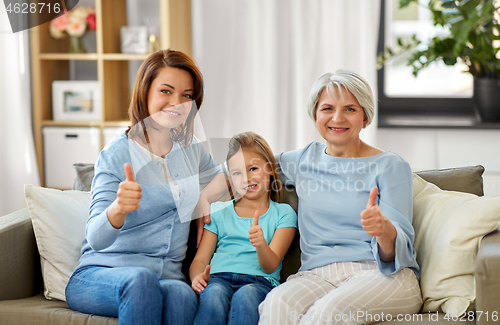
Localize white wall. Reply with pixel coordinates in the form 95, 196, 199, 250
377, 128, 500, 196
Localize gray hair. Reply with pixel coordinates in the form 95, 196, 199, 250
307, 70, 374, 126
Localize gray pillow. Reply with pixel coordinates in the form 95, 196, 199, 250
72, 163, 95, 192
415, 165, 484, 196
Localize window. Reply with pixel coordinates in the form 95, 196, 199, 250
377, 0, 475, 125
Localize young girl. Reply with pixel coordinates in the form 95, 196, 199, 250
190, 131, 298, 325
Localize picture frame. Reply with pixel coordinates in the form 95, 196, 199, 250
52, 81, 101, 121
120, 26, 148, 54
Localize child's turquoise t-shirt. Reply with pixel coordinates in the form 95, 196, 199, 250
204, 200, 297, 286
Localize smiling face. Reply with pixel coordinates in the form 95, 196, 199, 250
227, 149, 272, 203
146, 66, 194, 129
315, 87, 366, 151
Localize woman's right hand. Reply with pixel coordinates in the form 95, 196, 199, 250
191, 265, 211, 294
107, 163, 142, 229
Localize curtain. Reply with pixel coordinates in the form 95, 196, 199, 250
0, 6, 40, 215
192, 0, 381, 154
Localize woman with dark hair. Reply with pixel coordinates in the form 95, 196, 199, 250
65, 49, 225, 325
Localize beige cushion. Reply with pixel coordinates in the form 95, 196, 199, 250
24, 185, 90, 301
0, 293, 117, 325
412, 175, 500, 315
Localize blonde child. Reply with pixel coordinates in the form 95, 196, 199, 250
190, 131, 297, 325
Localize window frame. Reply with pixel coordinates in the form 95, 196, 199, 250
377, 0, 475, 118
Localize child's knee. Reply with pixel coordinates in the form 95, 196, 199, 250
200, 282, 231, 302
233, 284, 269, 307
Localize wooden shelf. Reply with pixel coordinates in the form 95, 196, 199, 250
42, 120, 102, 127
39, 53, 99, 60
101, 53, 150, 60
104, 121, 130, 127
31, 0, 192, 186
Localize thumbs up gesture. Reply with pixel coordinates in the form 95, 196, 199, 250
249, 210, 266, 247
360, 187, 386, 237
192, 265, 211, 294
108, 163, 143, 228
360, 187, 398, 262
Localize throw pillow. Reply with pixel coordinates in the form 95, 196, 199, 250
412, 175, 500, 316
24, 185, 90, 301
72, 163, 95, 191
415, 165, 484, 196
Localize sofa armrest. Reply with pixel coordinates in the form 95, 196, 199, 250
475, 229, 500, 325
0, 208, 42, 301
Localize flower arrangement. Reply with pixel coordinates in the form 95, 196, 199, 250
49, 7, 96, 52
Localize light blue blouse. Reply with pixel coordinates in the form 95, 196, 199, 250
279, 141, 420, 278
75, 132, 222, 281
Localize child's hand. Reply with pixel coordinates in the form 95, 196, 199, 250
191, 265, 211, 294
249, 211, 266, 247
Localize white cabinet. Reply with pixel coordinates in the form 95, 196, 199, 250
43, 127, 100, 189
103, 127, 128, 147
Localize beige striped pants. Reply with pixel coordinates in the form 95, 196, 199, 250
258, 261, 422, 325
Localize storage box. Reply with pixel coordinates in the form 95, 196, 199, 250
43, 127, 101, 189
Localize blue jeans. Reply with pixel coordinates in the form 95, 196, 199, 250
194, 272, 274, 325
65, 266, 198, 325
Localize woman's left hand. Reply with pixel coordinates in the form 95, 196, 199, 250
360, 187, 397, 261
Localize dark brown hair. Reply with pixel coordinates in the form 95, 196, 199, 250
226, 132, 282, 203
126, 49, 204, 147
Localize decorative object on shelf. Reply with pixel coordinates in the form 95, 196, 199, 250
120, 26, 149, 54
49, 6, 97, 53
378, 0, 500, 122
144, 17, 160, 53
52, 81, 101, 121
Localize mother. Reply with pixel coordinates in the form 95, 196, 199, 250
258, 70, 422, 325
65, 49, 224, 325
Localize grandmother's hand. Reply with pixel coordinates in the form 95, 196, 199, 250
360, 187, 397, 262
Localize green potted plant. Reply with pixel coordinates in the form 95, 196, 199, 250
378, 0, 500, 121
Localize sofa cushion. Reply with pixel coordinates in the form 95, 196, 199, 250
415, 165, 484, 196
72, 163, 95, 192
0, 293, 117, 325
24, 185, 90, 301
412, 174, 500, 316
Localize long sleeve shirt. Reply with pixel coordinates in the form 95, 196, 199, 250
74, 132, 221, 281
279, 142, 420, 277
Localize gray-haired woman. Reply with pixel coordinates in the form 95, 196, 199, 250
258, 70, 422, 325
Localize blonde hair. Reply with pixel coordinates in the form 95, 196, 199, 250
226, 132, 282, 203
307, 69, 374, 126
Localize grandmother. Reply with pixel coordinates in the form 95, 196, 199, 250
258, 70, 422, 325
